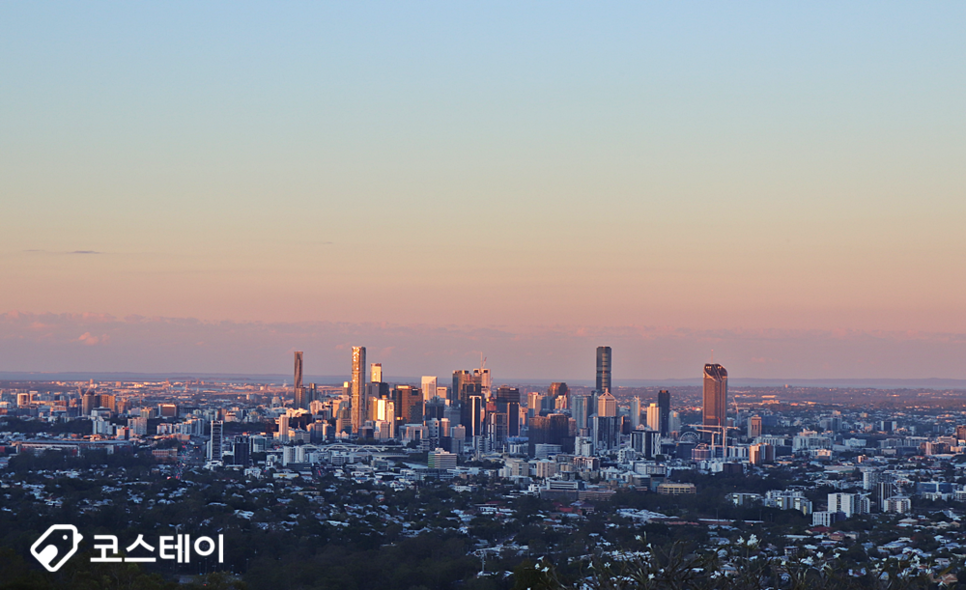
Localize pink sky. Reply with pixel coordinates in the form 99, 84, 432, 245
2, 312, 965, 380
3, 4, 965, 377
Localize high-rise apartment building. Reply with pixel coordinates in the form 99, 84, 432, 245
702, 364, 728, 429
572, 394, 591, 430
421, 376, 438, 401
630, 398, 641, 429
351, 346, 367, 433
646, 403, 660, 431
657, 390, 671, 436
596, 346, 612, 393
294, 351, 303, 390
748, 415, 763, 439
208, 420, 224, 463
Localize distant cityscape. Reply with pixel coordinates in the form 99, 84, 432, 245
5, 344, 966, 587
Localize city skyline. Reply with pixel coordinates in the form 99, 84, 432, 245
4, 4, 966, 589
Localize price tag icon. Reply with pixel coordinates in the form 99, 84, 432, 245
31, 525, 83, 572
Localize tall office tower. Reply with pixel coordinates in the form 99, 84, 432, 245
277, 414, 291, 442
371, 363, 383, 383
657, 390, 671, 435
748, 415, 763, 439
488, 412, 509, 445
474, 367, 492, 398
527, 392, 543, 417
702, 364, 728, 429
572, 394, 591, 430
667, 410, 681, 433
294, 351, 304, 390
351, 346, 367, 434
631, 429, 662, 459
548, 382, 569, 409
646, 403, 660, 431
668, 410, 681, 434
336, 404, 352, 436
630, 398, 641, 429
495, 386, 521, 437
596, 346, 612, 393
294, 388, 308, 410
528, 413, 573, 456
454, 370, 483, 427
421, 376, 438, 401
424, 397, 447, 421
392, 385, 423, 424
592, 415, 620, 451
597, 391, 617, 417
232, 436, 251, 467
208, 420, 224, 463
467, 395, 484, 438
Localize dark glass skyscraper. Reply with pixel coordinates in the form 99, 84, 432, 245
596, 346, 612, 393
658, 389, 671, 436
702, 364, 728, 428
495, 385, 520, 437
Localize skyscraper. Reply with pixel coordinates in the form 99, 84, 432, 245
572, 394, 591, 430
421, 376, 438, 401
596, 346, 612, 393
702, 364, 728, 429
371, 363, 383, 384
294, 351, 303, 390
657, 389, 671, 436
393, 385, 423, 425
208, 420, 224, 463
548, 382, 569, 409
748, 415, 763, 438
351, 346, 367, 433
454, 369, 483, 429
495, 386, 521, 437
294, 351, 307, 409
646, 403, 660, 431
630, 397, 641, 429
597, 391, 617, 417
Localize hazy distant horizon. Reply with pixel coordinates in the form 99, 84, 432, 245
4, 369, 966, 392
3, 311, 966, 382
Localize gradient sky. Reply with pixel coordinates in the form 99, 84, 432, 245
2, 3, 965, 378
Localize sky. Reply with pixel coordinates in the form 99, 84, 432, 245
2, 3, 965, 379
